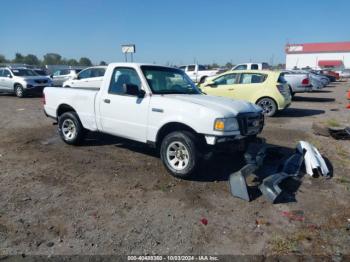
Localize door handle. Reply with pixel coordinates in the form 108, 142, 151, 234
103, 99, 111, 104
228, 88, 234, 91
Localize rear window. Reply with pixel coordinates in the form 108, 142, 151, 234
251, 64, 259, 70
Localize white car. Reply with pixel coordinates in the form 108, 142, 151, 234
232, 63, 270, 71
43, 63, 264, 178
63, 66, 107, 89
179, 64, 219, 83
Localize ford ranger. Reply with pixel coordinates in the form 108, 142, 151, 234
43, 63, 264, 178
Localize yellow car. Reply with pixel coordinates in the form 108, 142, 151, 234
199, 70, 292, 116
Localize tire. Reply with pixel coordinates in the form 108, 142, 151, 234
58, 112, 85, 145
14, 84, 25, 98
160, 131, 199, 178
256, 97, 277, 117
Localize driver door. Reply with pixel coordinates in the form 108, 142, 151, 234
98, 67, 150, 142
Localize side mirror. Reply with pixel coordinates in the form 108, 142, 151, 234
124, 84, 145, 98
6, 74, 12, 78
73, 75, 79, 80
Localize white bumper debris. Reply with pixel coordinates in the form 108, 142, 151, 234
297, 141, 329, 177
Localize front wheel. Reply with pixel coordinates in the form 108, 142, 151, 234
58, 112, 85, 145
256, 97, 277, 117
160, 131, 199, 178
14, 84, 25, 98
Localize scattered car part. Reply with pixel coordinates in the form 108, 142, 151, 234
329, 127, 350, 140
229, 141, 266, 201
297, 141, 329, 177
232, 140, 329, 203
259, 150, 304, 203
259, 172, 294, 203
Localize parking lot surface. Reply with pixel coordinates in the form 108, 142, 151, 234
0, 81, 349, 255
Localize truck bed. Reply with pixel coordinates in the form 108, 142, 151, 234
44, 86, 99, 131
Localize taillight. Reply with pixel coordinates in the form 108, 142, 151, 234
276, 84, 285, 94
301, 78, 309, 85
42, 92, 46, 105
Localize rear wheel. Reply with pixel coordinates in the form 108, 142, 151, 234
160, 131, 199, 178
256, 97, 277, 117
58, 112, 85, 145
14, 84, 25, 98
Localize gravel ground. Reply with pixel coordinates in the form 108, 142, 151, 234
0, 81, 349, 256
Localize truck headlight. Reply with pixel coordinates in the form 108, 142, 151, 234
214, 118, 239, 131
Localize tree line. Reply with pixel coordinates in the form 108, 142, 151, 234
0, 53, 107, 67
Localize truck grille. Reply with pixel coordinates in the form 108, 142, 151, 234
35, 79, 48, 84
237, 112, 264, 136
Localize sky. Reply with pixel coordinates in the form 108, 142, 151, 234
1, 0, 350, 65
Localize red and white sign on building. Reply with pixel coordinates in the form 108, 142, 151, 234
285, 41, 350, 69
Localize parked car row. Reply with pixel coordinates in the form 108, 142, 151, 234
0, 66, 52, 97
192, 63, 339, 116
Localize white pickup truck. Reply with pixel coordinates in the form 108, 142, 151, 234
43, 63, 264, 178
179, 64, 219, 83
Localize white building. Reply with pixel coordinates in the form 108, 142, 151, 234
285, 41, 350, 69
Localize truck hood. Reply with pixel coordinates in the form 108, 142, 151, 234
164, 94, 262, 116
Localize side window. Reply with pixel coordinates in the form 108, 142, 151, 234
53, 70, 60, 76
239, 73, 266, 84
78, 69, 92, 79
0, 69, 3, 77
92, 68, 105, 77
3, 69, 11, 77
187, 65, 195, 72
109, 67, 141, 95
236, 65, 247, 70
251, 64, 259, 70
213, 74, 237, 86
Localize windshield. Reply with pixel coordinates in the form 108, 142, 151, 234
11, 69, 38, 76
141, 66, 200, 95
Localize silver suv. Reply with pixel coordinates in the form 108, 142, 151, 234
0, 67, 52, 97
51, 69, 82, 86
